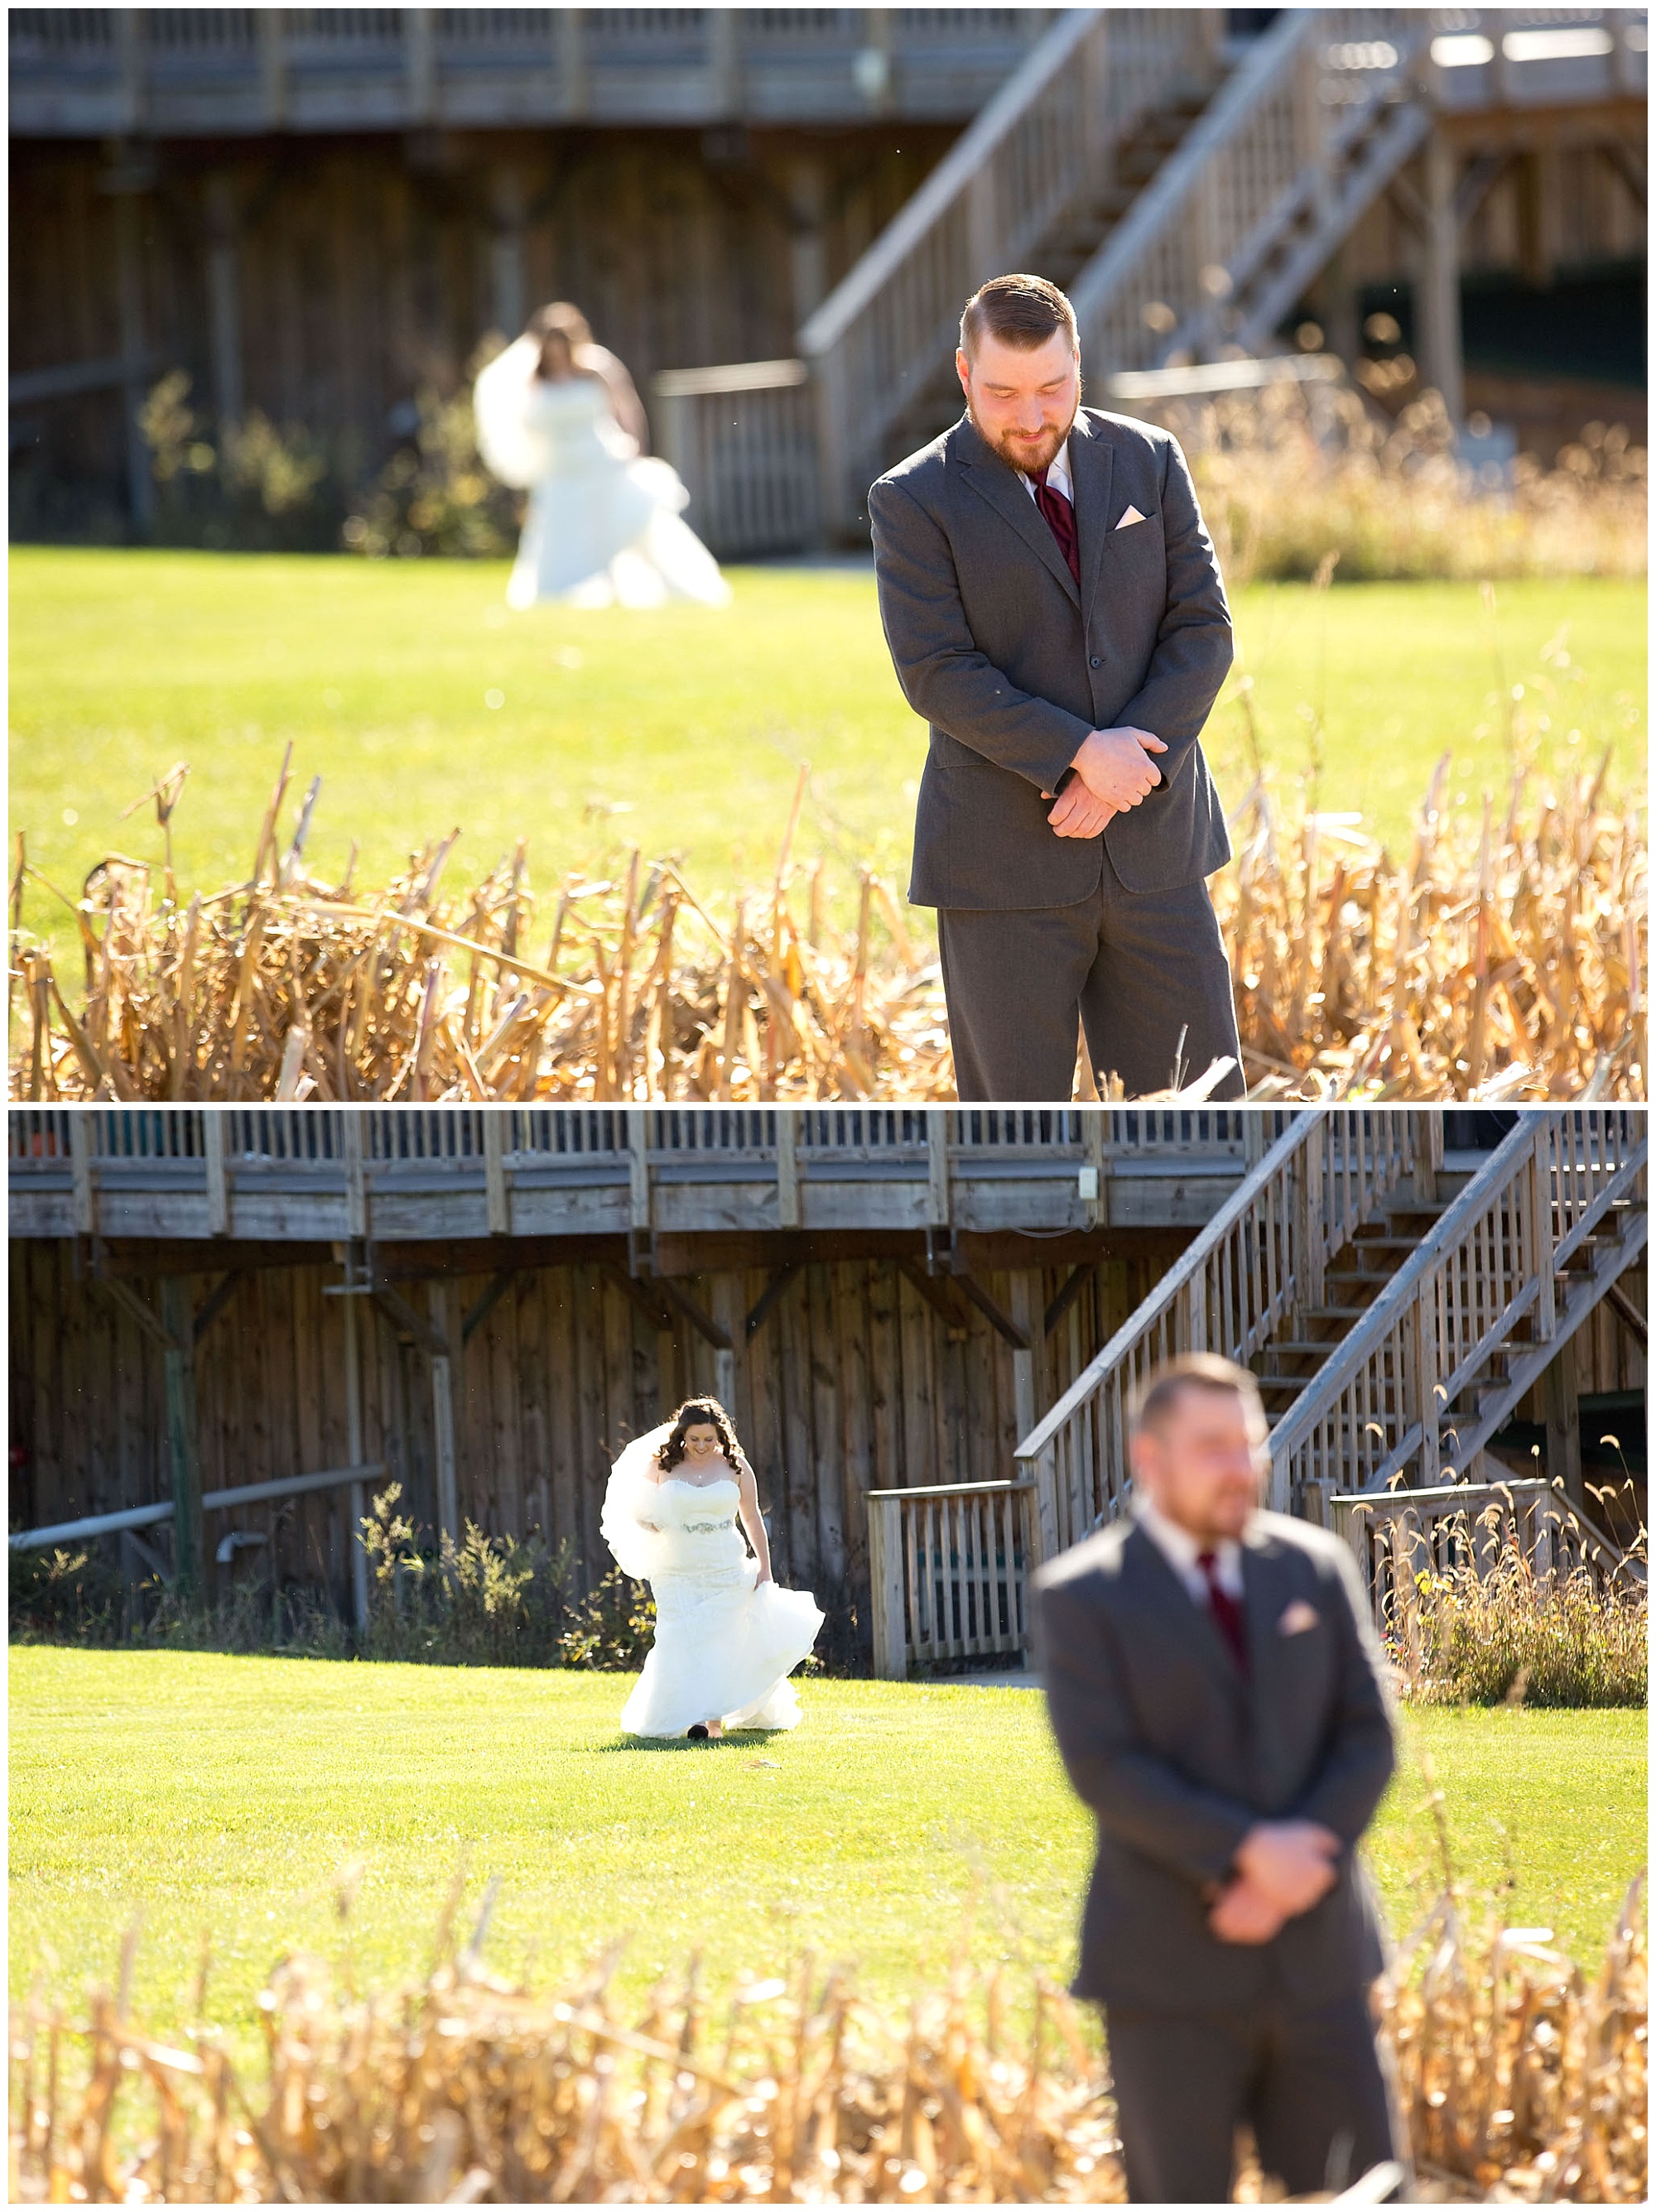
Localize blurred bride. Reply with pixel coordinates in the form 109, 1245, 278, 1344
473, 302, 730, 611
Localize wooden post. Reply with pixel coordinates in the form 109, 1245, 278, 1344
708, 7, 741, 116
1031, 1450, 1060, 1565
70, 1113, 95, 1236
1418, 130, 1465, 426
1413, 1281, 1440, 1484
867, 1493, 907, 1679
113, 186, 154, 537
1009, 1272, 1040, 1442
343, 1273, 369, 1631
1543, 1335, 1583, 1508
484, 1110, 510, 1235
405, 7, 436, 123
204, 1113, 229, 1234
710, 1276, 742, 1421
927, 1112, 951, 1229
258, 9, 286, 127
787, 155, 829, 332
776, 1109, 800, 1229
1083, 1109, 1109, 1228
489, 165, 526, 339
628, 1108, 652, 1236
344, 1111, 367, 1240
205, 174, 243, 426
1413, 1109, 1443, 1206
966, 165, 999, 290
556, 8, 588, 119
429, 1281, 460, 1544
1528, 1128, 1557, 1344
1302, 1118, 1326, 1313
159, 1277, 204, 1604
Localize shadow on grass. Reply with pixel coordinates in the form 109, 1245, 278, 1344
595, 1729, 792, 1754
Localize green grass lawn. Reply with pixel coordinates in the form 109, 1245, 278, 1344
8, 1648, 1644, 2075
7, 550, 1644, 983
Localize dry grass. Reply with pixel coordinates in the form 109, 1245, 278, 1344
1368, 1489, 1647, 1710
7, 743, 1644, 1103
1147, 377, 1647, 587
7, 1868, 1645, 2204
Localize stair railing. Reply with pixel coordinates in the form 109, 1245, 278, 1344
1013, 1108, 1421, 1558
799, 7, 1219, 531
1270, 1111, 1649, 1511
1068, 7, 1430, 375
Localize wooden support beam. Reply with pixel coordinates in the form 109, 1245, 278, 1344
652, 1274, 734, 1351
1601, 135, 1648, 210
343, 1113, 368, 1239
192, 1270, 243, 1345
203, 1112, 229, 1233
604, 1265, 678, 1334
1043, 1264, 1091, 1340
1418, 132, 1465, 424
371, 1280, 450, 1358
927, 1114, 951, 1229
951, 1269, 1032, 1350
897, 1258, 969, 1340
95, 1273, 178, 1349
745, 1264, 801, 1342
462, 1269, 516, 1347
122, 1525, 173, 1587
1009, 1271, 1040, 1442
1605, 1279, 1647, 1347
159, 1276, 204, 1603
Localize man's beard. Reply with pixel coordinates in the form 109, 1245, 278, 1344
966, 392, 1079, 478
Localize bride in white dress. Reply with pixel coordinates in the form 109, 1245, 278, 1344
472, 316, 731, 612
601, 1398, 823, 1738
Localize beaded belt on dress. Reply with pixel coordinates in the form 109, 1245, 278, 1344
684, 1520, 729, 1534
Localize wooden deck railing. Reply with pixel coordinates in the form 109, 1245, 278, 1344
799, 7, 1215, 530
1012, 1108, 1423, 1555
865, 1478, 1036, 1678
1270, 1112, 1649, 1509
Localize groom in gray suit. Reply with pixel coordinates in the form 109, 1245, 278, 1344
869, 273, 1244, 1101
1032, 1354, 1403, 2203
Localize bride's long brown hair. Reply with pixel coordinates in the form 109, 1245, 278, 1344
657, 1397, 739, 1472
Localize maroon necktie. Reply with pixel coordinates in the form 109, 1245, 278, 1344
1196, 1550, 1249, 1675
1033, 464, 1081, 585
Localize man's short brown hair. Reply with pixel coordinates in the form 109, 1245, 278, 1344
960, 272, 1079, 363
1128, 1353, 1264, 1437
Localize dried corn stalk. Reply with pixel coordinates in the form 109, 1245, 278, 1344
7, 751, 1644, 1102
7, 1877, 1645, 2203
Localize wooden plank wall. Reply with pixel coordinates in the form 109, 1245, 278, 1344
10, 127, 950, 519
8, 1242, 1158, 1659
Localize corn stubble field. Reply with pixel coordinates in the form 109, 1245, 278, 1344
7, 726, 1644, 1104
7, 1864, 1645, 2205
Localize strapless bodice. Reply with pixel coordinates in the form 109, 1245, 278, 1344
647, 1475, 741, 1541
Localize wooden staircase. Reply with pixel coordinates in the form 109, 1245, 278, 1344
799, 7, 1439, 535
862, 1113, 1645, 1676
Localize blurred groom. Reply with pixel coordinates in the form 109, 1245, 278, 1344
1033, 1354, 1404, 2202
869, 272, 1243, 1102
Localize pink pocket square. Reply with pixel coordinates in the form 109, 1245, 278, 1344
1114, 504, 1148, 529
1278, 1599, 1321, 1636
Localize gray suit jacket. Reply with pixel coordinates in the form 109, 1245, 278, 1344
868, 407, 1234, 911
1033, 1509, 1396, 2013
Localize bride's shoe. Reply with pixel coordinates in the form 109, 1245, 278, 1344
687, 1724, 710, 1739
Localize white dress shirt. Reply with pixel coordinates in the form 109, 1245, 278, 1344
1135, 1498, 1245, 1604
1022, 435, 1074, 505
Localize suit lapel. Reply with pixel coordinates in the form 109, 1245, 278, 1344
1069, 410, 1114, 615
1124, 1522, 1249, 1711
953, 411, 1081, 609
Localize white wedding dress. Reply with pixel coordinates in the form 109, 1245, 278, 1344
472, 336, 732, 611
601, 1427, 824, 1737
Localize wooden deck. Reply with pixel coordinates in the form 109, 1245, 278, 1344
8, 1108, 1283, 1249
8, 9, 1057, 137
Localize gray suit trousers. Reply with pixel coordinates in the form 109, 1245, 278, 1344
936, 850, 1244, 1102
1105, 1986, 1403, 2203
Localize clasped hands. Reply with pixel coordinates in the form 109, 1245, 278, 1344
1208, 1820, 1342, 1945
1042, 726, 1167, 840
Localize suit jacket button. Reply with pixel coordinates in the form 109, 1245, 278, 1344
1089, 656, 1101, 667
